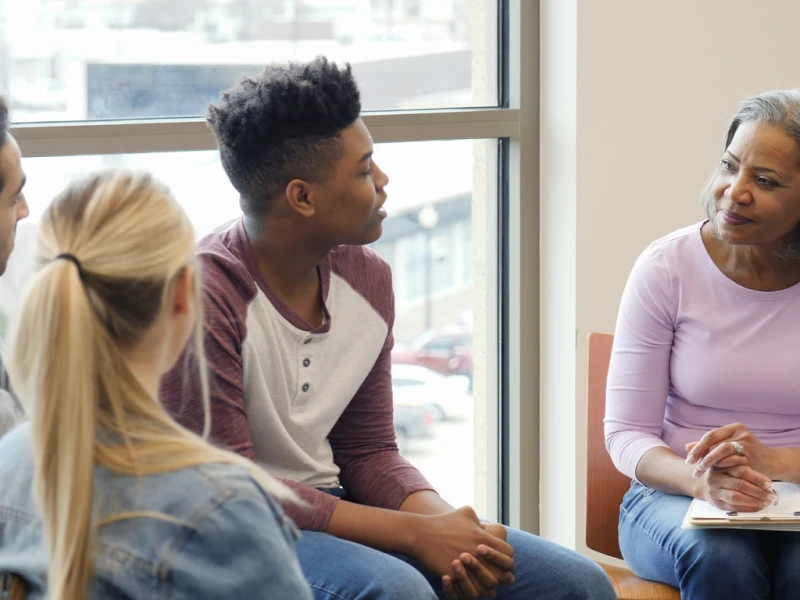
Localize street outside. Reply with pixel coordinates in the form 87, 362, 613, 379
403, 404, 475, 510
388, 333, 477, 511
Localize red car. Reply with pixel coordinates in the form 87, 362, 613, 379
392, 325, 473, 381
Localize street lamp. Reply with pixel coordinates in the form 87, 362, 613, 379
416, 204, 439, 332
417, 204, 439, 230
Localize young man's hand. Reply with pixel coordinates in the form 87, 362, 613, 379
444, 544, 517, 599
467, 523, 516, 585
481, 522, 507, 540
327, 493, 516, 599
466, 523, 516, 586
410, 506, 515, 599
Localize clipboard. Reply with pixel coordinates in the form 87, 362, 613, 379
683, 482, 800, 531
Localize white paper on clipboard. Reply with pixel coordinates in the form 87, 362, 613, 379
685, 482, 800, 530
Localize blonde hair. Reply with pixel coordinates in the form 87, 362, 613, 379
7, 170, 292, 600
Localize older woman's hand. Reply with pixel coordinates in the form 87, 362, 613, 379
685, 422, 780, 479
700, 464, 777, 512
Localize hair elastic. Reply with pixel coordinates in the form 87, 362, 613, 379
55, 253, 84, 279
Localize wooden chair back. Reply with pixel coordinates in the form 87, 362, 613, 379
1, 573, 28, 600
586, 332, 632, 560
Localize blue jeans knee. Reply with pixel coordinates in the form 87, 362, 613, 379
619, 482, 769, 599
296, 531, 437, 600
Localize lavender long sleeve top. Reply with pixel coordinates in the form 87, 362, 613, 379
605, 222, 800, 479
160, 219, 433, 531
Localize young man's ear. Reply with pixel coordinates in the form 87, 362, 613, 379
285, 179, 317, 218
172, 267, 195, 316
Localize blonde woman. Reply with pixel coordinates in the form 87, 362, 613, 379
0, 170, 313, 599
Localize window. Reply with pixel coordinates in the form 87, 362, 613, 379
0, 138, 498, 515
3, 0, 537, 528
1, 0, 498, 121
392, 378, 426, 389
422, 338, 454, 351
405, 0, 422, 19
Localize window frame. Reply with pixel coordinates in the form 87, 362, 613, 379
11, 109, 520, 157
7, 0, 540, 533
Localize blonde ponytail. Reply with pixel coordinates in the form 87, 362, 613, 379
10, 258, 98, 599
7, 170, 293, 600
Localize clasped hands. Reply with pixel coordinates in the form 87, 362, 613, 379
684, 422, 779, 512
417, 506, 515, 600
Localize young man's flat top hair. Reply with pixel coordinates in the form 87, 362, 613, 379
208, 56, 361, 217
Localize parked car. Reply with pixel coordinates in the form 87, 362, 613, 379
393, 388, 435, 455
392, 363, 471, 422
392, 325, 473, 385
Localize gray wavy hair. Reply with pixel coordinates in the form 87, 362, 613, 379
702, 89, 800, 260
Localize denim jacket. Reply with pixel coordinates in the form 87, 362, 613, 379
0, 423, 313, 599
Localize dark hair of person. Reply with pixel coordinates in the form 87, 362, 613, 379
0, 96, 10, 193
0, 96, 9, 146
207, 56, 362, 216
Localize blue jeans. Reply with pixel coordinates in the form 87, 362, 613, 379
619, 482, 800, 600
295, 519, 616, 599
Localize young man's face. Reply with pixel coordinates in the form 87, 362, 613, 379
311, 118, 389, 246
0, 136, 28, 275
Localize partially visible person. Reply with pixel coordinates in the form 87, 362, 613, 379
606, 89, 800, 600
0, 170, 313, 599
161, 57, 617, 600
0, 96, 29, 441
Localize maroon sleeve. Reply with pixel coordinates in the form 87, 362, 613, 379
159, 256, 255, 459
327, 260, 436, 511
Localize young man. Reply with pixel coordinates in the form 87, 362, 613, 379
0, 96, 29, 440
161, 58, 615, 600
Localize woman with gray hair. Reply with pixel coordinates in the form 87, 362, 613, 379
605, 89, 800, 599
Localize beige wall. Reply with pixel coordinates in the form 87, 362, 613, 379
540, 0, 800, 560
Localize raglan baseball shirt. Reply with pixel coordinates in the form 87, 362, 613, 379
160, 219, 434, 531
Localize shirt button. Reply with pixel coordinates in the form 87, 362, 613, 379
303, 338, 311, 345
303, 358, 311, 367
302, 383, 310, 393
